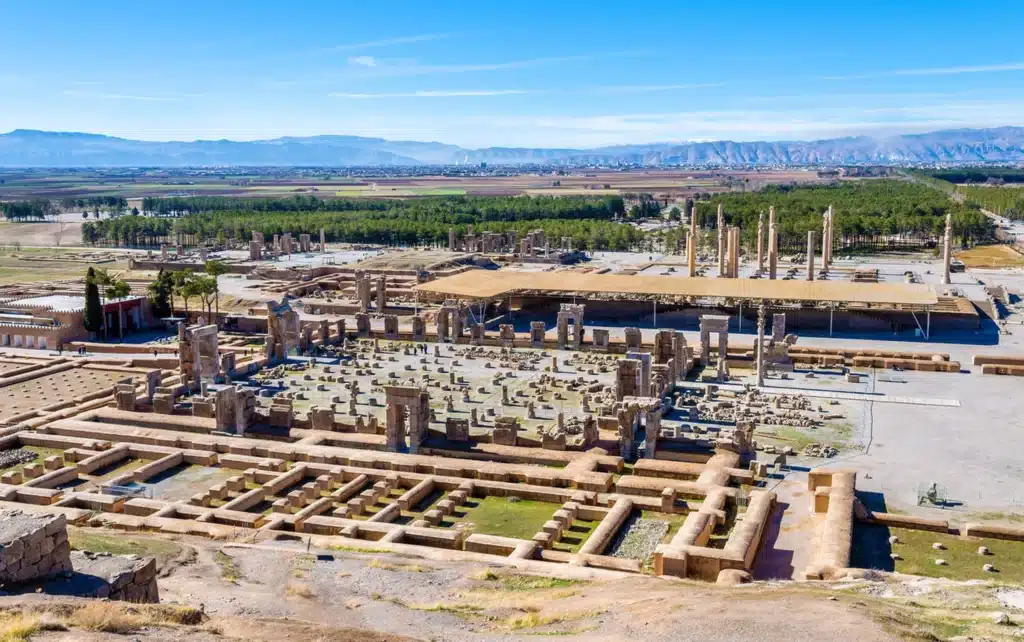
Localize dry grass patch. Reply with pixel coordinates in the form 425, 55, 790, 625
69, 602, 146, 634
0, 613, 39, 642
368, 558, 433, 573
285, 582, 317, 599
415, 602, 485, 617
502, 610, 602, 631
67, 602, 204, 633
215, 549, 242, 583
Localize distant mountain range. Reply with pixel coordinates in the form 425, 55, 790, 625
2, 127, 1024, 167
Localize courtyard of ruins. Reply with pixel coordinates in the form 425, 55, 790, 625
0, 211, 1023, 640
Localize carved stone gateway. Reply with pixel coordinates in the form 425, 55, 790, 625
492, 415, 520, 446
385, 386, 430, 453
556, 303, 585, 350
355, 313, 371, 338
445, 417, 469, 441
411, 315, 426, 341
620, 396, 663, 460
530, 321, 546, 348
384, 314, 399, 339
265, 299, 299, 364
499, 324, 515, 347
179, 323, 220, 391
624, 327, 642, 352
616, 358, 642, 400
699, 314, 730, 382
625, 351, 652, 397
591, 328, 609, 351
436, 300, 466, 343
470, 322, 485, 346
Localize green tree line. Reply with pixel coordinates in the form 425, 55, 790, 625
957, 185, 1024, 220
84, 195, 634, 249
920, 168, 1024, 184
1, 199, 59, 221
663, 180, 991, 252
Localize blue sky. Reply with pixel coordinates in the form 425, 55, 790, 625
2, 0, 1024, 148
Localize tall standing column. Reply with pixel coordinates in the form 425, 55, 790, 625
941, 212, 952, 285
825, 205, 834, 266
755, 304, 766, 387
806, 231, 817, 281
687, 234, 696, 277
821, 210, 830, 271
723, 226, 732, 278
716, 204, 726, 277
756, 210, 765, 274
768, 206, 778, 280
730, 227, 740, 277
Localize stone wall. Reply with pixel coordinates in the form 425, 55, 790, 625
0, 510, 72, 586
63, 551, 159, 602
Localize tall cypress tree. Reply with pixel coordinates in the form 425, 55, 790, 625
83, 267, 103, 336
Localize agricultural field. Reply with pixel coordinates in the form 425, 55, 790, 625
0, 168, 826, 202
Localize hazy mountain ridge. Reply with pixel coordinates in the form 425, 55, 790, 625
1, 127, 1024, 167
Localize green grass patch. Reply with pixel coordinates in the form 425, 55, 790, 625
0, 446, 64, 476
329, 544, 389, 554
69, 528, 183, 569
453, 496, 556, 539
853, 524, 1024, 582
551, 519, 598, 553
492, 574, 584, 592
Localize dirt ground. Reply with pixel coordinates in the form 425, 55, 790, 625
3, 528, 1021, 641
0, 248, 142, 286
955, 243, 1024, 268
0, 221, 83, 248
11, 528, 1008, 642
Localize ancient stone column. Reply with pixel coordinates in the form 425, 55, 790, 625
320, 228, 326, 253
723, 226, 733, 278
768, 206, 778, 280
755, 304, 766, 387
448, 228, 455, 251
375, 276, 386, 312
941, 212, 952, 285
716, 204, 726, 276
686, 234, 696, 277
806, 230, 816, 281
821, 208, 830, 270
825, 205, 834, 267
756, 210, 765, 274
730, 227, 740, 278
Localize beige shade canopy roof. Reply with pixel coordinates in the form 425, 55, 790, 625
413, 269, 939, 307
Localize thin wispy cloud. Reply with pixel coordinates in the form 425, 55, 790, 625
590, 83, 725, 94
327, 83, 720, 99
339, 50, 649, 79
321, 33, 449, 53
348, 56, 377, 68
331, 89, 531, 98
823, 62, 1024, 80
63, 89, 185, 102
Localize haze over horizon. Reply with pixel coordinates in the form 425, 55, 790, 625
3, 0, 1024, 148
